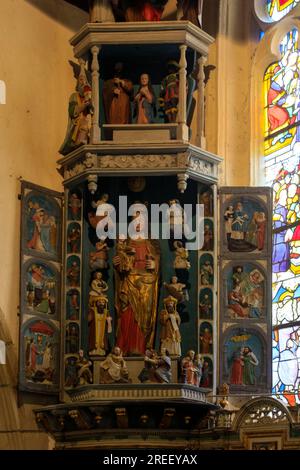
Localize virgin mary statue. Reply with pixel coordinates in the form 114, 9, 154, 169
113, 221, 160, 356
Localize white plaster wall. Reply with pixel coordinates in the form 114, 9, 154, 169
214, 0, 260, 186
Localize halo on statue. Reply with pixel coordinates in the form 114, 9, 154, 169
128, 176, 146, 193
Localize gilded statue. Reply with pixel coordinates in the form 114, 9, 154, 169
88, 296, 112, 356
113, 220, 160, 356
159, 296, 181, 356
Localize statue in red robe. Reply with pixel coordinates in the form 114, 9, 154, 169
113, 236, 160, 356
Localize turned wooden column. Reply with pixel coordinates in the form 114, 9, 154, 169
197, 55, 207, 149
178, 44, 189, 141
91, 45, 101, 143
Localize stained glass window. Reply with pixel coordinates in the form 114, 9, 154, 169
264, 28, 300, 406
267, 0, 299, 21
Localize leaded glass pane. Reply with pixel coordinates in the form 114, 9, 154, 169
265, 28, 300, 406
272, 326, 300, 405
264, 29, 300, 156
267, 0, 299, 22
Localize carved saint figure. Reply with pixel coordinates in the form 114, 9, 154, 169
224, 205, 234, 242
253, 211, 266, 251
27, 206, 57, 254
76, 349, 93, 385
199, 293, 212, 319
99, 346, 130, 383
159, 296, 181, 356
154, 348, 172, 383
200, 327, 212, 354
67, 261, 80, 287
166, 198, 189, 238
89, 241, 109, 270
88, 296, 112, 355
230, 348, 244, 385
67, 226, 81, 253
68, 193, 81, 220
200, 260, 213, 285
181, 351, 203, 386
173, 241, 190, 270
89, 272, 108, 299
138, 349, 159, 383
113, 223, 160, 356
67, 289, 80, 320
181, 350, 196, 384
231, 202, 249, 239
242, 346, 259, 385
164, 276, 187, 303
159, 60, 180, 123
199, 190, 213, 217
59, 61, 94, 155
202, 224, 213, 251
134, 73, 156, 124
26, 264, 56, 314
193, 353, 204, 386
200, 360, 211, 387
138, 348, 172, 383
116, 235, 135, 272
103, 62, 133, 124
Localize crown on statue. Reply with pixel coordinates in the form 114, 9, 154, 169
89, 295, 108, 308
163, 295, 178, 305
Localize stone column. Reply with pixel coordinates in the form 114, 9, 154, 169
91, 45, 101, 143
197, 55, 207, 149
178, 44, 189, 141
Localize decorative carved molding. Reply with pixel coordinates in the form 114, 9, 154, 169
176, 152, 189, 168
189, 156, 213, 175
234, 398, 292, 430
115, 408, 128, 429
99, 154, 177, 169
67, 385, 208, 403
62, 151, 216, 184
68, 409, 91, 430
36, 412, 52, 433
177, 152, 213, 176
85, 152, 97, 168
64, 153, 97, 180
51, 411, 66, 431
33, 391, 217, 441
215, 409, 234, 429
87, 174, 98, 194
159, 408, 176, 429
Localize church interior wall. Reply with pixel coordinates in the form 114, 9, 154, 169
0, 0, 87, 450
